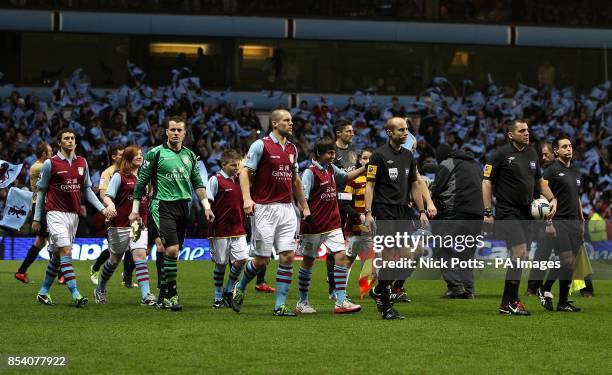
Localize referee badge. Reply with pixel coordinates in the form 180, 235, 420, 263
388, 167, 398, 181
530, 161, 536, 169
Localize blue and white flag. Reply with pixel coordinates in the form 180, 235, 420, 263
171, 67, 192, 84
0, 187, 32, 230
179, 77, 200, 90
590, 85, 608, 101
0, 160, 23, 188
127, 61, 146, 83
433, 76, 449, 86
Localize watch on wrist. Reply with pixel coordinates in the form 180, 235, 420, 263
364, 209, 371, 215
484, 207, 493, 217
419, 209, 426, 215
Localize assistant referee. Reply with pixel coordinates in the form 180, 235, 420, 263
482, 120, 557, 316
364, 117, 427, 320
537, 135, 585, 312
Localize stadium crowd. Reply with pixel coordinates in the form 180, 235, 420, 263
0, 66, 610, 238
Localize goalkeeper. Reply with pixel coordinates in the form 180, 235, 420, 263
129, 117, 214, 312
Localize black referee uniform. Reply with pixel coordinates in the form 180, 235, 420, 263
366, 142, 418, 316
484, 142, 541, 309
540, 159, 583, 310
367, 144, 417, 221
485, 142, 541, 244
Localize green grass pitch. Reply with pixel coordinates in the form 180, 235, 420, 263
1, 260, 611, 374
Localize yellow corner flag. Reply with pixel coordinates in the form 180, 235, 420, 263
570, 243, 593, 294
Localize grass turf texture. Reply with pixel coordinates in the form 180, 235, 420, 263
1, 260, 611, 374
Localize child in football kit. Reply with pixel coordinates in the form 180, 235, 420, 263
205, 150, 249, 308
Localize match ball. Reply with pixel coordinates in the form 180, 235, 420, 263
530, 198, 550, 220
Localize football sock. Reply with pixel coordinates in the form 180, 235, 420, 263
123, 250, 135, 280
213, 267, 225, 301
163, 255, 178, 297
333, 265, 349, 303
512, 270, 522, 301
505, 262, 522, 301
543, 268, 559, 292
297, 266, 312, 303
558, 267, 573, 305
98, 259, 117, 291
60, 255, 81, 300
155, 251, 164, 289
225, 263, 242, 294
256, 264, 266, 285
39, 256, 60, 295
134, 260, 150, 299
326, 253, 335, 294
275, 264, 293, 309
375, 280, 392, 311
18, 244, 42, 274
237, 260, 260, 292
501, 280, 513, 306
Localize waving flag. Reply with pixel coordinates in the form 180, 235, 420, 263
0, 160, 23, 188
0, 187, 33, 230
127, 61, 146, 83
570, 244, 593, 294
433, 76, 449, 86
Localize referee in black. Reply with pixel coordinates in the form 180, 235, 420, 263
482, 120, 557, 315
537, 135, 585, 312
364, 117, 427, 320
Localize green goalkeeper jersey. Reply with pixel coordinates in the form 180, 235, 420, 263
133, 144, 204, 201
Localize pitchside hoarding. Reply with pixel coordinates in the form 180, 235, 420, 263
1, 236, 610, 261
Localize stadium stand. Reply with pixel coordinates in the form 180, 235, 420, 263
0, 66, 609, 238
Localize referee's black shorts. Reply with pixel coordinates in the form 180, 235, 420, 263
552, 219, 582, 255
495, 203, 532, 249
31, 204, 49, 238
372, 203, 416, 234
158, 200, 189, 248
